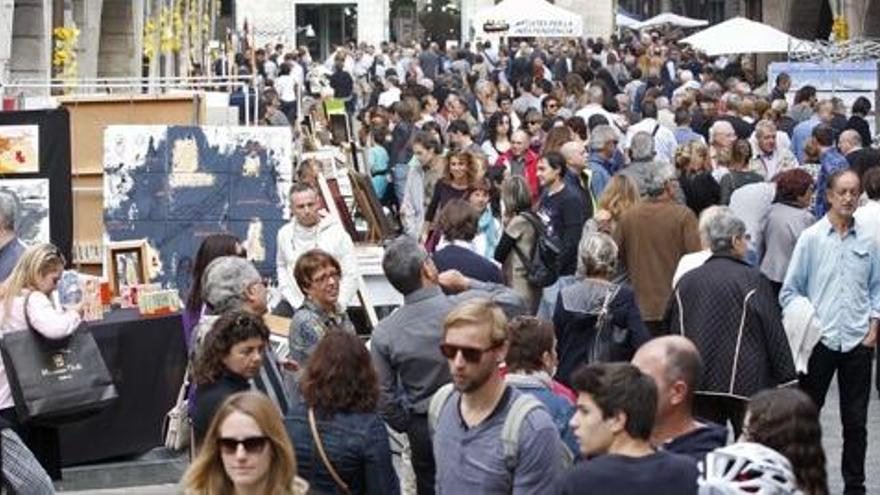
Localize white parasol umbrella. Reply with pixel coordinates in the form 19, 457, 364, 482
680, 17, 806, 56
616, 13, 641, 30
635, 13, 708, 30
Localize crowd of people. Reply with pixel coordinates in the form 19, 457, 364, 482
0, 25, 877, 495
168, 27, 880, 494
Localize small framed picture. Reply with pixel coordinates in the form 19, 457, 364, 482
328, 113, 352, 146
106, 239, 150, 296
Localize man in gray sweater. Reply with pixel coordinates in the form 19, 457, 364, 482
370, 236, 524, 495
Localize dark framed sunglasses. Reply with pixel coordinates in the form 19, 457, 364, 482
218, 436, 269, 455
439, 342, 501, 363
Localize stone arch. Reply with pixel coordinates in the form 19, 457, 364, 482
786, 0, 833, 41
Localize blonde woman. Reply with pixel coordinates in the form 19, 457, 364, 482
676, 140, 720, 215
0, 243, 82, 480
184, 391, 308, 495
582, 174, 640, 236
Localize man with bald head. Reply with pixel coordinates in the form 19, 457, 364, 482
561, 141, 608, 213
709, 120, 736, 175
841, 129, 880, 180
632, 336, 727, 463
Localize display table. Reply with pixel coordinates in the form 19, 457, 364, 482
57, 309, 186, 466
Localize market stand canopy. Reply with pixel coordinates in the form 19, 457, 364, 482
680, 16, 806, 56
635, 13, 708, 30
617, 13, 641, 30
475, 0, 583, 37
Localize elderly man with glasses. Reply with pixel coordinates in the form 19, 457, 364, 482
191, 256, 293, 419
370, 236, 524, 495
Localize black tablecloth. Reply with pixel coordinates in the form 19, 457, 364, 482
57, 309, 186, 466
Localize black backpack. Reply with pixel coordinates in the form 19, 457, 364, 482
511, 212, 561, 288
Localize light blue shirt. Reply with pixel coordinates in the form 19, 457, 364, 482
780, 216, 880, 352
791, 116, 819, 163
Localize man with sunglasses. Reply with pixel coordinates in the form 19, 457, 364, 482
430, 298, 565, 494
370, 236, 524, 495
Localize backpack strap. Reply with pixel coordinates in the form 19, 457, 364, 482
501, 394, 544, 472
428, 383, 455, 438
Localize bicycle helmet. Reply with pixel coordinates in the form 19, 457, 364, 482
698, 442, 802, 495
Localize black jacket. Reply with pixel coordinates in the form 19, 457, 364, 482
661, 421, 728, 464
192, 371, 250, 445
664, 255, 797, 400
553, 280, 650, 387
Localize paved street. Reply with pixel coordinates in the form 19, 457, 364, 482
822, 376, 880, 494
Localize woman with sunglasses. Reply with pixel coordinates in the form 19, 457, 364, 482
0, 243, 82, 479
285, 331, 399, 494
480, 111, 512, 167
185, 234, 246, 353
184, 391, 309, 495
191, 311, 272, 447
288, 249, 355, 366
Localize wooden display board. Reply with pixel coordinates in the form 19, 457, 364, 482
61, 94, 201, 274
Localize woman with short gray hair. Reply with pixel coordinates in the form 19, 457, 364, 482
552, 232, 649, 387
666, 207, 796, 436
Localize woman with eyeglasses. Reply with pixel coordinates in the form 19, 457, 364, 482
185, 234, 246, 353
191, 311, 273, 447
288, 250, 355, 366
0, 243, 82, 480
480, 111, 512, 167
284, 331, 399, 494
184, 391, 309, 495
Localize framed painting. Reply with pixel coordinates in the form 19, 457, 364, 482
0, 125, 40, 174
106, 239, 150, 295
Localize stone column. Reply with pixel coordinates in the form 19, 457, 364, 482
357, 0, 389, 48
73, 0, 103, 82
461, 0, 494, 44
556, 0, 614, 39
0, 0, 14, 83
98, 0, 140, 79
9, 0, 53, 90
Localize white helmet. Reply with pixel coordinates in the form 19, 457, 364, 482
698, 442, 802, 495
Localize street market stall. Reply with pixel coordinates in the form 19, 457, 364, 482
474, 0, 583, 38
680, 16, 806, 56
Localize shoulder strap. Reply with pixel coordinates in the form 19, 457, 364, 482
22, 291, 34, 331
600, 285, 621, 316
501, 394, 544, 471
652, 123, 660, 137
520, 211, 545, 235
428, 383, 455, 438
308, 408, 352, 495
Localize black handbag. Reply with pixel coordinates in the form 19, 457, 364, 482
588, 285, 632, 364
0, 293, 118, 424
510, 212, 562, 288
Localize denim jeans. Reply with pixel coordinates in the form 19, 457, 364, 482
799, 342, 873, 495
393, 163, 409, 207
